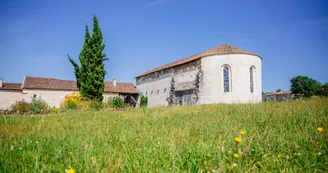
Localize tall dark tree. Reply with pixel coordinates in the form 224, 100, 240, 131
290, 75, 321, 98
68, 15, 108, 102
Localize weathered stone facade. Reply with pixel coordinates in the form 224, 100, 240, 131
136, 44, 262, 107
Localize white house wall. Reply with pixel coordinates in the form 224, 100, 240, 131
0, 90, 22, 110
199, 54, 262, 104
136, 76, 171, 107
22, 89, 77, 108
174, 69, 198, 91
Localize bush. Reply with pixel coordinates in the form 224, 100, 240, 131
61, 93, 85, 109
11, 100, 31, 113
51, 107, 61, 113
140, 96, 148, 107
81, 100, 103, 110
30, 97, 50, 113
109, 97, 124, 108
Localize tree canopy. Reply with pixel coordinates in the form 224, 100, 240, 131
68, 15, 108, 102
290, 75, 321, 98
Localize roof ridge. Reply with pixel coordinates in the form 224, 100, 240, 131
136, 44, 261, 77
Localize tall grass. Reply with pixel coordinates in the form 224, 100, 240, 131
0, 98, 327, 172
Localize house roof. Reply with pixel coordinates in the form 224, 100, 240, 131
264, 91, 292, 96
0, 83, 22, 91
22, 76, 138, 94
136, 44, 261, 78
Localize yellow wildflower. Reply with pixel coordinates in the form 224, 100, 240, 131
69, 152, 72, 155
317, 127, 323, 133
240, 130, 246, 135
234, 137, 242, 143
278, 154, 281, 158
122, 114, 125, 118
136, 138, 139, 142
114, 121, 117, 125
233, 153, 239, 158
67, 168, 76, 173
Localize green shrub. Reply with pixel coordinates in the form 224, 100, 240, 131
30, 97, 50, 114
11, 100, 31, 113
140, 95, 148, 107
51, 107, 61, 113
86, 100, 103, 110
111, 97, 124, 108
65, 100, 78, 109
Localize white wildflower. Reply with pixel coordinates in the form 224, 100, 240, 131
286, 156, 289, 159
36, 141, 38, 144
212, 170, 216, 172
318, 152, 322, 155
19, 148, 22, 150
233, 163, 237, 167
10, 146, 14, 150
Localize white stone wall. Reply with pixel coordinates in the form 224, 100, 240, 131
103, 93, 119, 102
0, 90, 23, 110
22, 89, 77, 108
199, 54, 262, 104
174, 69, 198, 91
136, 76, 171, 107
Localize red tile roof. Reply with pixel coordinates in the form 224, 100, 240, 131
0, 83, 22, 91
136, 44, 261, 78
22, 76, 138, 94
264, 91, 292, 96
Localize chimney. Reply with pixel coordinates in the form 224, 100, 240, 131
113, 78, 116, 87
0, 78, 3, 88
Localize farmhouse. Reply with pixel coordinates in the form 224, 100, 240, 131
0, 76, 138, 110
263, 91, 293, 102
136, 44, 262, 107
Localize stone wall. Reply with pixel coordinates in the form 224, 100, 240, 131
199, 54, 262, 104
0, 90, 23, 110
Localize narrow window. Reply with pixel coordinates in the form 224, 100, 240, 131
250, 67, 254, 93
223, 66, 231, 92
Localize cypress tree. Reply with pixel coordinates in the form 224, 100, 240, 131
68, 15, 108, 102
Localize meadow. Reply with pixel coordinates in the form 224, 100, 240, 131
0, 98, 327, 172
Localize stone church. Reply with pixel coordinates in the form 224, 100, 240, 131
136, 44, 262, 107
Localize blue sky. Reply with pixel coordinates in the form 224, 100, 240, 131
0, 0, 327, 92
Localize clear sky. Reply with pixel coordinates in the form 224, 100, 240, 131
0, 0, 327, 92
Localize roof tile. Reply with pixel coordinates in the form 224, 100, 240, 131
22, 76, 138, 94
136, 44, 261, 77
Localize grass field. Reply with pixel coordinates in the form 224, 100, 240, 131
0, 98, 327, 172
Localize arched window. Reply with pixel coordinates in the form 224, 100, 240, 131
250, 66, 255, 93
223, 65, 231, 92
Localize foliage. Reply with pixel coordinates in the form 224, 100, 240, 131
30, 97, 50, 114
51, 107, 61, 113
83, 100, 103, 110
68, 15, 108, 102
10, 100, 31, 113
61, 93, 85, 109
1, 98, 327, 172
290, 75, 321, 98
110, 97, 124, 108
276, 89, 282, 92
318, 83, 328, 97
140, 95, 148, 107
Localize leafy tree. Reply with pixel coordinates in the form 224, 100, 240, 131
68, 15, 108, 102
140, 96, 148, 107
276, 89, 282, 92
290, 76, 321, 98
319, 83, 328, 96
